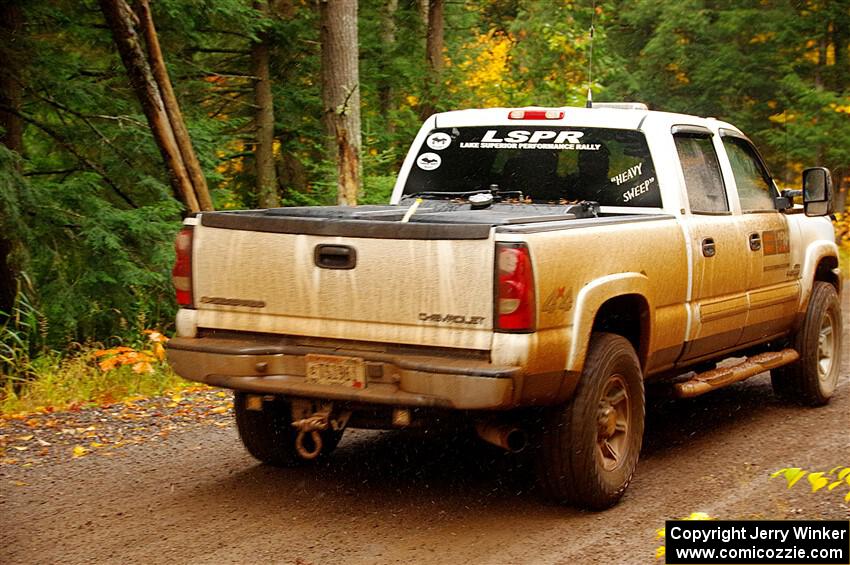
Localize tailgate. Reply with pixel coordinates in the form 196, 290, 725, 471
191, 214, 496, 350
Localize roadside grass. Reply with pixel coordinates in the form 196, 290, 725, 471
0, 348, 194, 415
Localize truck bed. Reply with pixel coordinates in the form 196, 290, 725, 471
199, 203, 672, 239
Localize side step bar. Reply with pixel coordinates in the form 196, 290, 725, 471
674, 349, 799, 399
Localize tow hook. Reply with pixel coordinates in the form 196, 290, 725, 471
290, 405, 350, 460
291, 413, 328, 460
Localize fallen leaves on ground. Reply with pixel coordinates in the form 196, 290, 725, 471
0, 387, 233, 468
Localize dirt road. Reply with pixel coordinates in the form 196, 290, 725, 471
2, 320, 848, 564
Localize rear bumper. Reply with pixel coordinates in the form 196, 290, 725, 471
166, 337, 518, 410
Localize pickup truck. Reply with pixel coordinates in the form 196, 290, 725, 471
166, 104, 843, 509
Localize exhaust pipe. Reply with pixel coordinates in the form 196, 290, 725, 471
476, 422, 527, 453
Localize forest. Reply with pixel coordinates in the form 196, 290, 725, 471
0, 0, 848, 401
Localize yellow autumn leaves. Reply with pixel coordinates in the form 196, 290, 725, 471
94, 330, 169, 375
655, 512, 715, 560
654, 466, 849, 559
451, 31, 519, 108
771, 466, 850, 503
833, 212, 850, 249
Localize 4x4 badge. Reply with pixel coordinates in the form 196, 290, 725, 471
542, 287, 573, 314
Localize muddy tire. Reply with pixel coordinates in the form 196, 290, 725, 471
536, 333, 645, 510
771, 282, 842, 406
234, 392, 342, 466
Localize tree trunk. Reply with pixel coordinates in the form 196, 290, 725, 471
135, 0, 214, 211
0, 2, 24, 318
251, 0, 280, 209
0, 2, 24, 155
320, 0, 362, 206
420, 0, 444, 120
98, 0, 200, 212
378, 0, 398, 132
276, 151, 308, 201
419, 0, 429, 32
426, 0, 444, 77
833, 167, 847, 212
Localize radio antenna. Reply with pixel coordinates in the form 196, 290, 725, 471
585, 0, 596, 108
784, 109, 789, 186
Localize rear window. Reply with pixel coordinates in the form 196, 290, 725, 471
402, 126, 660, 207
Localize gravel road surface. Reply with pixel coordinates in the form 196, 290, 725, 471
2, 306, 848, 564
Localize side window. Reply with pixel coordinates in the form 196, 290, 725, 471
723, 137, 776, 211
674, 133, 728, 213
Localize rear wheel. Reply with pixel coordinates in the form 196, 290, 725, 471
771, 282, 842, 406
536, 333, 645, 510
234, 392, 342, 466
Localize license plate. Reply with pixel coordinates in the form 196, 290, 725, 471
304, 354, 366, 389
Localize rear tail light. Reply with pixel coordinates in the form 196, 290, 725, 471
508, 110, 564, 120
495, 243, 535, 332
172, 227, 194, 307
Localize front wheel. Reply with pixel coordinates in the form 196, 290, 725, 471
771, 282, 843, 406
536, 333, 645, 510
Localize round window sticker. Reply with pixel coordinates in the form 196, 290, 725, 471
426, 132, 452, 150
417, 152, 442, 171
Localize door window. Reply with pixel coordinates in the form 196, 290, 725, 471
674, 133, 728, 213
723, 136, 776, 211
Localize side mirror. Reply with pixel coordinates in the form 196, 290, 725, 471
802, 167, 833, 217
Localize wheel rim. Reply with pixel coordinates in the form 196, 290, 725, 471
596, 374, 630, 472
817, 310, 836, 383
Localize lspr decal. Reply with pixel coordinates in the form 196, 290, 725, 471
457, 129, 600, 150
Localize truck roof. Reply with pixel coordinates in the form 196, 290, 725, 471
431, 106, 742, 137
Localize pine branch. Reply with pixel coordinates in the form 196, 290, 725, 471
191, 47, 251, 55
0, 105, 139, 209
31, 91, 140, 170
196, 28, 252, 39
23, 168, 81, 176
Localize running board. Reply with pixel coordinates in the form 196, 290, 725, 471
674, 349, 799, 398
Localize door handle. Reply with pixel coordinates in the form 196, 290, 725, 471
749, 233, 761, 251
315, 244, 357, 269
701, 237, 716, 258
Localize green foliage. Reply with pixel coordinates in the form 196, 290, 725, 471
1, 142, 182, 351
603, 0, 850, 187
2, 0, 847, 358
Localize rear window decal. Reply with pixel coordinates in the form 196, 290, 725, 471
417, 152, 442, 170
622, 177, 656, 203
610, 162, 644, 186
426, 132, 452, 150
